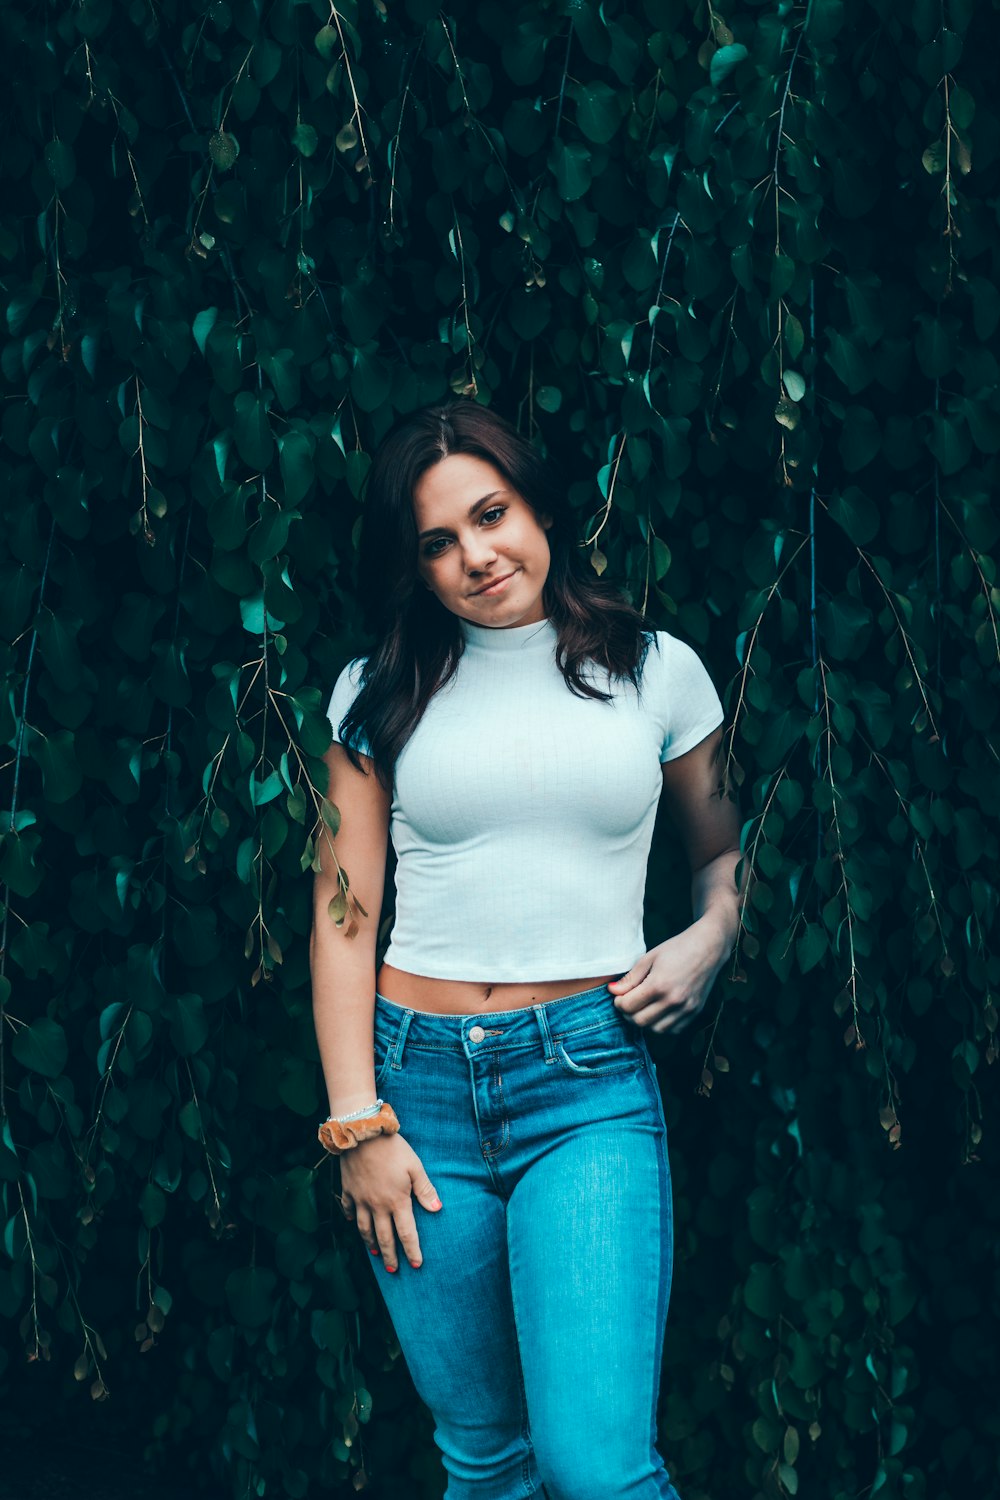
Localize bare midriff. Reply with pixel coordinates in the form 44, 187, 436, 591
376, 961, 619, 1016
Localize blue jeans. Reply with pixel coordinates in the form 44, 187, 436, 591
367, 978, 683, 1500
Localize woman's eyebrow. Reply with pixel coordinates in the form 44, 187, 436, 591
417, 491, 505, 541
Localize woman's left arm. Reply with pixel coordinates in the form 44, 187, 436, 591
609, 724, 748, 1033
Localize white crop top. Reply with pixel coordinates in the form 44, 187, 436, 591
325, 615, 725, 982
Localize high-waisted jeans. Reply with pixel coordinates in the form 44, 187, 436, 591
366, 978, 683, 1500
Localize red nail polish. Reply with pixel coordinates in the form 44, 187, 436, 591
409, 1260, 420, 1269
369, 1247, 378, 1255
386, 1264, 397, 1273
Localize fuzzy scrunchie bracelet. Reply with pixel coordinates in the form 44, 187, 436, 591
317, 1101, 400, 1156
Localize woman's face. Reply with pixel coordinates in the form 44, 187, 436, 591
412, 453, 553, 629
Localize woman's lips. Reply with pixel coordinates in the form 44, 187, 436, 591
474, 571, 516, 597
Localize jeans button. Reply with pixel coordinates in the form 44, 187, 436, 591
469, 1025, 485, 1042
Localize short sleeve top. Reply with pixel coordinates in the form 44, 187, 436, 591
326, 616, 724, 982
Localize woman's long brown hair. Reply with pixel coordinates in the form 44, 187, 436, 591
338, 399, 657, 789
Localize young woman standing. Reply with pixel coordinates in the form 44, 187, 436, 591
311, 400, 743, 1500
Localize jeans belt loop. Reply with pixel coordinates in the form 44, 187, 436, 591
390, 1009, 415, 1072
531, 1002, 558, 1065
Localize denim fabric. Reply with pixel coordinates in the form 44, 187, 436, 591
367, 978, 683, 1500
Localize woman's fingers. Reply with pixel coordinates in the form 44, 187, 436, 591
392, 1199, 423, 1269
355, 1205, 379, 1257
373, 1210, 399, 1271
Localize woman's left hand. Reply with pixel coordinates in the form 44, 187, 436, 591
608, 918, 730, 1034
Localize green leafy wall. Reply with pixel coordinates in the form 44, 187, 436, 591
1, 0, 998, 1496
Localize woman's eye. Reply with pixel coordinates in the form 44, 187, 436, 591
422, 506, 506, 557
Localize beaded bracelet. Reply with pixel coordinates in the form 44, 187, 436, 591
325, 1098, 384, 1124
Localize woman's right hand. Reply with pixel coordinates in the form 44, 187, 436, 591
338, 1132, 442, 1272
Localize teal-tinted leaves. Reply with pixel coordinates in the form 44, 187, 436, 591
151, 641, 191, 708
507, 288, 550, 341
710, 44, 748, 88
816, 593, 872, 659
44, 140, 75, 190
0, 829, 42, 901
805, 0, 845, 44
12, 1017, 68, 1079
500, 26, 546, 85
788, 1331, 825, 1388
961, 398, 1000, 454
291, 122, 319, 158
249, 494, 297, 565
796, 923, 827, 973
314, 25, 338, 60
575, 82, 623, 145
755, 707, 810, 769
169, 994, 208, 1056
350, 347, 391, 411
30, 728, 82, 803
838, 407, 882, 473
311, 1307, 347, 1354
925, 412, 971, 475
744, 1262, 781, 1319
259, 348, 300, 411
914, 315, 956, 379
208, 131, 240, 171
225, 1266, 278, 1328
139, 1182, 167, 1228
825, 331, 872, 394
25, 1139, 71, 1199
829, 486, 880, 546
549, 140, 592, 202
208, 482, 249, 549
233, 393, 274, 471
782, 370, 806, 403
278, 430, 315, 507
502, 98, 545, 157
36, 606, 83, 692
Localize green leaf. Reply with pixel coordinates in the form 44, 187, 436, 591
169, 994, 208, 1056
926, 412, 971, 475
549, 140, 592, 202
12, 1018, 68, 1079
31, 729, 82, 804
783, 370, 806, 403
710, 43, 748, 88
829, 485, 880, 545
233, 392, 275, 470
292, 122, 318, 158
314, 24, 338, 59
208, 131, 240, 170
576, 82, 622, 144
44, 140, 75, 190
225, 1266, 278, 1328
336, 121, 358, 153
193, 307, 218, 356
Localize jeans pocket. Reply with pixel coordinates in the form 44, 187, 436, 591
554, 1016, 645, 1076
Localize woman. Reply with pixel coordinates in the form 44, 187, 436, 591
310, 400, 743, 1500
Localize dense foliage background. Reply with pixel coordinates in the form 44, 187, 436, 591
2, 0, 998, 1496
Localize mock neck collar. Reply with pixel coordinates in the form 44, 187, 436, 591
458, 615, 558, 653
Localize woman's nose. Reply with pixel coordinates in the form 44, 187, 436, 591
464, 538, 499, 569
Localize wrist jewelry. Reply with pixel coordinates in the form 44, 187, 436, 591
326, 1099, 384, 1123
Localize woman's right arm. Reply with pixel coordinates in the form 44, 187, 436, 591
310, 742, 442, 1271
310, 740, 390, 1116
